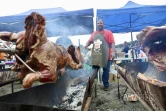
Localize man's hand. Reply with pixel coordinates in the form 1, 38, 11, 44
85, 41, 91, 49
111, 52, 116, 60
84, 46, 91, 51
84, 45, 88, 49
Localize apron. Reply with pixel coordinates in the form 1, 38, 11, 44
91, 31, 109, 68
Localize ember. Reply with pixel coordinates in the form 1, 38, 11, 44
53, 84, 86, 110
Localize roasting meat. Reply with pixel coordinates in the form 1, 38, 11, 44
0, 12, 83, 88
136, 26, 166, 72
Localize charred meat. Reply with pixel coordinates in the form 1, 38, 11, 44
0, 12, 83, 88
136, 26, 166, 72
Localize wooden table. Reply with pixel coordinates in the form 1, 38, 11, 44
114, 58, 132, 61
114, 57, 148, 62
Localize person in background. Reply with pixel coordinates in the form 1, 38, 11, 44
3, 42, 13, 61
85, 19, 115, 91
0, 45, 6, 61
134, 41, 141, 58
0, 52, 6, 61
139, 49, 147, 62
121, 41, 130, 58
0, 45, 6, 69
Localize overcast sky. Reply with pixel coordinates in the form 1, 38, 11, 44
1, 0, 166, 16
0, 0, 166, 45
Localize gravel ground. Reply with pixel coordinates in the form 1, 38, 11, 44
89, 80, 148, 111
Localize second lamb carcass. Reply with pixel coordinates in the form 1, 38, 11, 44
136, 26, 166, 72
0, 12, 83, 88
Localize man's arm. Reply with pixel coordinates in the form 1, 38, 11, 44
85, 32, 95, 48
85, 41, 91, 48
108, 43, 115, 58
107, 30, 115, 59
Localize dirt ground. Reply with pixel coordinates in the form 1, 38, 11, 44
89, 80, 148, 111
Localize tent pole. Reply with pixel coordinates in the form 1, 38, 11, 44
78, 39, 80, 47
129, 14, 135, 62
93, 8, 97, 31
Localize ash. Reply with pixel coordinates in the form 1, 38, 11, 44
53, 84, 86, 110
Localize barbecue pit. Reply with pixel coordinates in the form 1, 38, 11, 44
0, 68, 97, 111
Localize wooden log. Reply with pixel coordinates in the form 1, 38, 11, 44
137, 73, 166, 86
0, 70, 17, 82
137, 73, 166, 111
83, 97, 92, 111
83, 82, 95, 111
0, 70, 19, 87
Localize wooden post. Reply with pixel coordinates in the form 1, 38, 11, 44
83, 97, 92, 111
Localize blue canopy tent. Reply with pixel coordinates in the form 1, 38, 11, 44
97, 1, 166, 45
18, 7, 67, 15
0, 8, 94, 37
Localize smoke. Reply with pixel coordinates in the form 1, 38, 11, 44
45, 16, 93, 37
66, 68, 95, 79
55, 36, 73, 48
46, 15, 95, 80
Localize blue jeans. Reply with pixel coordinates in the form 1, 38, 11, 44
92, 60, 112, 87
102, 60, 112, 87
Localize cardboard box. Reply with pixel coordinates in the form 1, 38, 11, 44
117, 52, 125, 58
109, 73, 118, 82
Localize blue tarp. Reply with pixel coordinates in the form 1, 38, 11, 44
97, 1, 166, 33
0, 8, 94, 37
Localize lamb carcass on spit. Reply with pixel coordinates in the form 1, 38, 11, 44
0, 12, 83, 88
136, 26, 166, 72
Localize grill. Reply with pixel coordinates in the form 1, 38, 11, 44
0, 68, 97, 111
